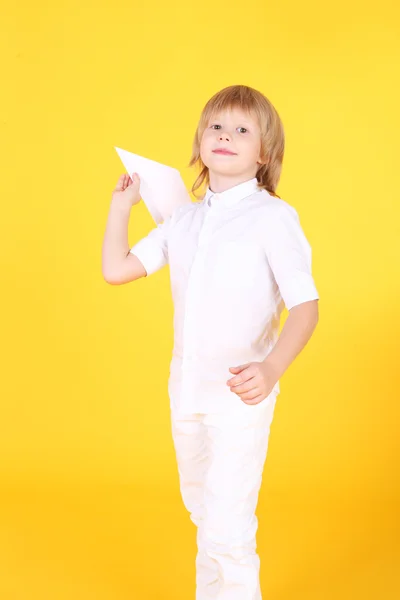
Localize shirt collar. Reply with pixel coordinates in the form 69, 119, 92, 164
203, 177, 261, 209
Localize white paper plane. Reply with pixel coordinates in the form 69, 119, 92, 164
114, 146, 192, 224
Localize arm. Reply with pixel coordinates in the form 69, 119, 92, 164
102, 199, 147, 285
262, 299, 319, 379
262, 202, 320, 379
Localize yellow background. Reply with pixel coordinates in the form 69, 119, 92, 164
1, 0, 399, 597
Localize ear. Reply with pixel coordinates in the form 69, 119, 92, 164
257, 155, 269, 166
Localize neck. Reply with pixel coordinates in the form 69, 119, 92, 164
207, 172, 257, 193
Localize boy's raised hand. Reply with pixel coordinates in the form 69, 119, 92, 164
112, 173, 141, 210
226, 361, 280, 405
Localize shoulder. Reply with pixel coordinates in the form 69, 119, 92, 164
170, 198, 202, 225
255, 191, 312, 250
255, 190, 300, 223
169, 199, 199, 225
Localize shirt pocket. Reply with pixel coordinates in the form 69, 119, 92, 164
211, 240, 263, 289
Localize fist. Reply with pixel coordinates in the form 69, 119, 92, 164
226, 360, 280, 405
112, 173, 141, 209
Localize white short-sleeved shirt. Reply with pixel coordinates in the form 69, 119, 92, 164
130, 177, 319, 414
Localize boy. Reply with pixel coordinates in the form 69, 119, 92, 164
102, 84, 319, 599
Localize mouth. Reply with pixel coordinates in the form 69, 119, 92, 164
212, 149, 237, 156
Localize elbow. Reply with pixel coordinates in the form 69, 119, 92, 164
103, 274, 118, 285
102, 256, 124, 285
102, 268, 122, 285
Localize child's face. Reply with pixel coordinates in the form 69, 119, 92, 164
200, 107, 264, 183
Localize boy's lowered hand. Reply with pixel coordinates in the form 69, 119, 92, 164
226, 361, 280, 405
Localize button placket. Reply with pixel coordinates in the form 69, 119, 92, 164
181, 204, 217, 375
181, 242, 204, 371
182, 270, 196, 369
198, 206, 217, 247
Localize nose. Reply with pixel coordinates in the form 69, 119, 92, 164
218, 131, 231, 141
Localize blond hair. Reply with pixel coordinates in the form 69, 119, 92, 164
188, 84, 285, 199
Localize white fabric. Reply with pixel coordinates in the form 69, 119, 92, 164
130, 177, 319, 414
171, 389, 279, 599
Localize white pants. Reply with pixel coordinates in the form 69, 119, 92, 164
170, 391, 278, 600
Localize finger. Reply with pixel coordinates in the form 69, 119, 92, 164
230, 375, 257, 394
230, 369, 256, 387
229, 363, 247, 374
227, 365, 253, 386
242, 394, 264, 405
114, 174, 125, 191
238, 387, 261, 400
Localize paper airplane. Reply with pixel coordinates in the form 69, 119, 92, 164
114, 146, 192, 224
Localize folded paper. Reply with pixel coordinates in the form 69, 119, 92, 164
114, 146, 192, 224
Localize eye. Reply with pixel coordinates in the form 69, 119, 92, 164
210, 124, 248, 133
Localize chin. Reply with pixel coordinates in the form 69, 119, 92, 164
209, 166, 237, 176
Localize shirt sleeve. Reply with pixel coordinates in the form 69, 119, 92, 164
263, 202, 320, 310
129, 211, 175, 277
